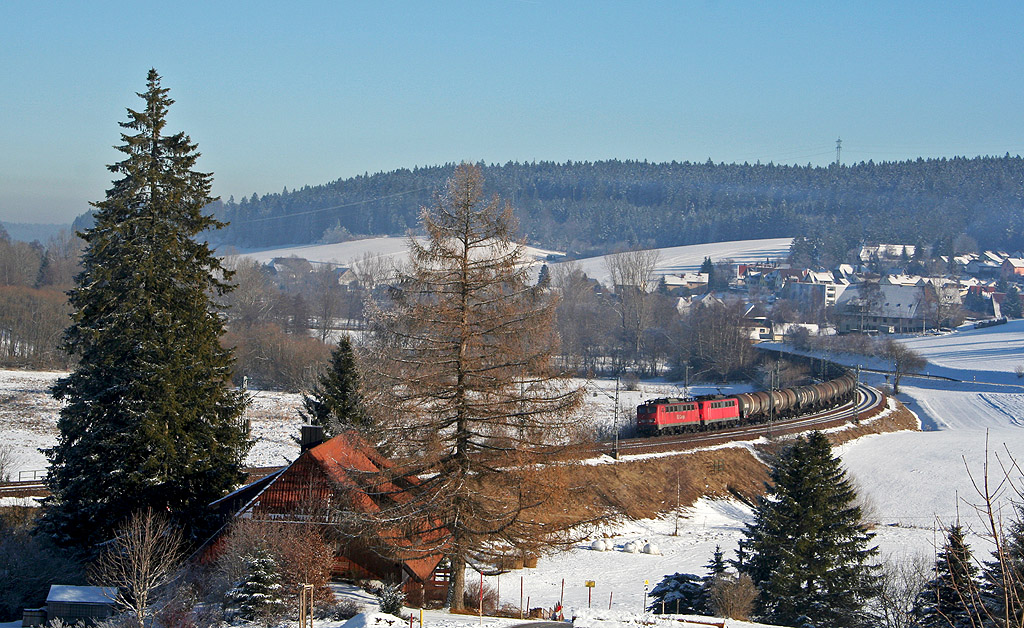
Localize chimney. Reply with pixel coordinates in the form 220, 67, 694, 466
300, 425, 326, 452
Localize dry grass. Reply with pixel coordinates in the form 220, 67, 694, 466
546, 396, 919, 524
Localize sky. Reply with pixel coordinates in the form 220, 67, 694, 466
3, 1, 1024, 224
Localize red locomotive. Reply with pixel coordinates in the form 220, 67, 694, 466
636, 372, 857, 436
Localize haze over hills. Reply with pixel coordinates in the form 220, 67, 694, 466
191, 156, 1024, 262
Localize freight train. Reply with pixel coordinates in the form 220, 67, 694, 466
635, 371, 858, 435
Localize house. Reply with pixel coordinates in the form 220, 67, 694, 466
660, 272, 708, 294
834, 283, 928, 333
22, 586, 119, 626
859, 244, 916, 264
207, 429, 449, 606
782, 270, 849, 308
1002, 258, 1024, 280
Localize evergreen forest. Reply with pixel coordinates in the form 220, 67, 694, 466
187, 156, 1024, 260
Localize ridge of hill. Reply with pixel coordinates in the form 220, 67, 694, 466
198, 156, 1024, 260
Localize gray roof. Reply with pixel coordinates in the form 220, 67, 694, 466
836, 283, 925, 319
47, 585, 117, 605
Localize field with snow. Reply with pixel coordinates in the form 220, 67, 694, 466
553, 238, 793, 286
231, 236, 563, 269
231, 235, 794, 287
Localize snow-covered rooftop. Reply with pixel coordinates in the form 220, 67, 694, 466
47, 585, 117, 605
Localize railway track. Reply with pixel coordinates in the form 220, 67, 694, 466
0, 385, 885, 500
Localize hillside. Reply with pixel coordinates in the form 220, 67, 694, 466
205, 156, 1024, 260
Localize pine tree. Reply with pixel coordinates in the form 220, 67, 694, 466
982, 513, 1024, 626
536, 263, 551, 288
649, 572, 703, 614
912, 524, 984, 628
699, 545, 728, 614
227, 546, 289, 626
299, 335, 368, 438
1004, 286, 1023, 319
39, 70, 250, 549
739, 431, 879, 627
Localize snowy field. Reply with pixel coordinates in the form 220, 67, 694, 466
231, 236, 563, 269
552, 238, 793, 286
231, 235, 794, 288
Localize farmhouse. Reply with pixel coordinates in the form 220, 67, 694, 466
208, 428, 449, 605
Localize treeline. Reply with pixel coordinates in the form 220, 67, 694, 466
0, 226, 80, 369
204, 156, 1024, 259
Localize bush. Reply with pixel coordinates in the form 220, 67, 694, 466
462, 580, 499, 615
708, 573, 757, 620
224, 323, 331, 391
317, 597, 362, 621
375, 582, 405, 616
211, 520, 335, 610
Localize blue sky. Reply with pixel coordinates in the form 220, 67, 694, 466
3, 1, 1024, 224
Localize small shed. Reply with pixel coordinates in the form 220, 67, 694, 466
45, 585, 118, 625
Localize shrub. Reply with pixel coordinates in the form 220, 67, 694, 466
376, 582, 406, 616
708, 573, 757, 620
318, 597, 362, 621
462, 580, 499, 615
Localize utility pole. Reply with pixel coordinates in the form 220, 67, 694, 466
613, 377, 620, 459
835, 137, 842, 166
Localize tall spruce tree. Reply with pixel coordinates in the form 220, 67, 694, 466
40, 70, 250, 549
299, 334, 368, 438
739, 431, 879, 627
913, 524, 985, 628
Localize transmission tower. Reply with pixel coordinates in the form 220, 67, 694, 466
835, 137, 842, 166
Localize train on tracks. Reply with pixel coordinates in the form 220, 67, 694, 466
636, 370, 858, 436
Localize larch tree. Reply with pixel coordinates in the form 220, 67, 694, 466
738, 431, 880, 628
40, 70, 250, 549
365, 163, 588, 610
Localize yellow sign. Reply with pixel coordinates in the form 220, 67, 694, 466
644, 580, 649, 586
585, 580, 596, 588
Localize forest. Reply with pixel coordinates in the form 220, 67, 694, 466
186, 156, 1024, 261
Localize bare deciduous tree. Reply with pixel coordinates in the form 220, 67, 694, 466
89, 509, 183, 628
881, 339, 926, 394
366, 163, 591, 610
605, 248, 660, 363
708, 573, 758, 620
311, 264, 341, 342
352, 251, 398, 293
0, 441, 22, 482
873, 553, 931, 628
552, 262, 614, 373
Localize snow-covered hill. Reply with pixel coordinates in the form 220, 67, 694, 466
230, 236, 794, 287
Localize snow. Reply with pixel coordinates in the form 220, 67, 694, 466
232, 236, 563, 268
551, 238, 793, 286
47, 584, 116, 604
233, 236, 793, 288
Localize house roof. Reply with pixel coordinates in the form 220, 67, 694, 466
836, 283, 926, 320
47, 585, 117, 605
244, 431, 446, 582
